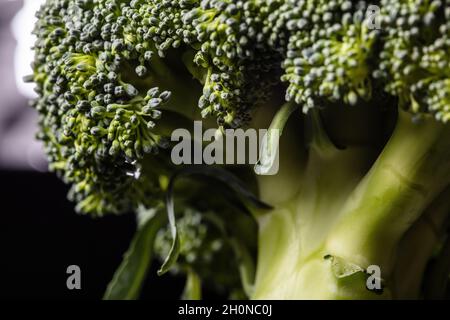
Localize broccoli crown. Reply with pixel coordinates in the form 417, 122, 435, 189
30, 0, 280, 215
29, 0, 450, 216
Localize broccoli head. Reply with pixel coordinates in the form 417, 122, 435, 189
28, 0, 450, 300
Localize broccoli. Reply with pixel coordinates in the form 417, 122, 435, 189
27, 0, 450, 299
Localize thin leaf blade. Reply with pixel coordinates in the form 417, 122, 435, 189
103, 209, 163, 300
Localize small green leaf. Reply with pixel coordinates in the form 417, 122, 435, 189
157, 179, 181, 276
255, 101, 298, 175
325, 255, 364, 278
182, 269, 202, 300
103, 208, 163, 300
156, 231, 180, 276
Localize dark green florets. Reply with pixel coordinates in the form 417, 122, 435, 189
377, 0, 450, 122
273, 1, 381, 112
154, 208, 242, 292
30, 0, 284, 216
30, 0, 280, 215
180, 0, 281, 127
29, 0, 450, 217
153, 203, 258, 298
32, 0, 175, 215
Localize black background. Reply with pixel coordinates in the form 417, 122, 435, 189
0, 170, 184, 299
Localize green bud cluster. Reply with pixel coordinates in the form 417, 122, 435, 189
269, 1, 380, 112
31, 0, 173, 214
155, 208, 242, 292
259, 0, 294, 51
155, 209, 223, 269
376, 0, 450, 122
180, 0, 281, 127
118, 0, 281, 127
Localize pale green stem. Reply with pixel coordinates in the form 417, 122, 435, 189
326, 110, 450, 275
252, 110, 379, 299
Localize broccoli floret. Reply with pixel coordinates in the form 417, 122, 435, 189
28, 0, 450, 300
377, 0, 450, 121
281, 0, 379, 110
154, 208, 246, 298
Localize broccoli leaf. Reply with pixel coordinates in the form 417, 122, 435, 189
103, 208, 164, 300
181, 269, 202, 300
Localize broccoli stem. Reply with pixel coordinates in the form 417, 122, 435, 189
326, 110, 450, 275
252, 206, 392, 299
251, 147, 382, 298
251, 108, 450, 299
252, 107, 380, 299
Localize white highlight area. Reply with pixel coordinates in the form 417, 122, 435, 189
11, 0, 46, 98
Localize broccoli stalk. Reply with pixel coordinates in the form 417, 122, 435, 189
251, 106, 450, 299
327, 111, 450, 273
